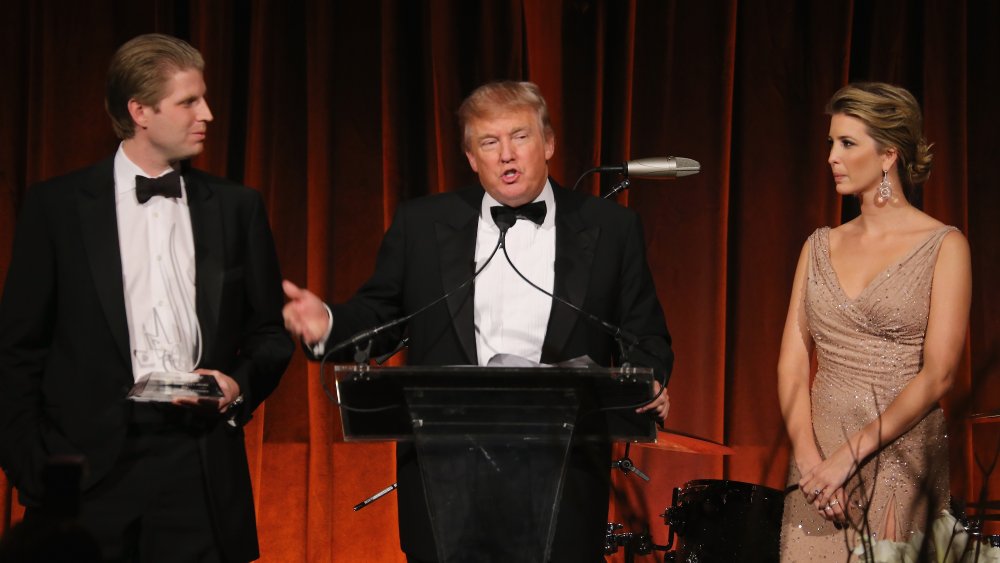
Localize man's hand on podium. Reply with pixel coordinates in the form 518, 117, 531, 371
636, 380, 669, 423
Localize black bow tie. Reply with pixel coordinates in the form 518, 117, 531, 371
135, 171, 182, 204
490, 200, 547, 232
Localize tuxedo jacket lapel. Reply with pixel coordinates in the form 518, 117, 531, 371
78, 159, 132, 376
436, 189, 481, 364
543, 188, 598, 362
75, 162, 225, 377
184, 173, 223, 364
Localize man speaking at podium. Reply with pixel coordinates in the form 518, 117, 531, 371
282, 81, 672, 563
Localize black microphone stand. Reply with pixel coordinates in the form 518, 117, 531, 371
570, 163, 631, 199
373, 337, 408, 365
602, 174, 631, 200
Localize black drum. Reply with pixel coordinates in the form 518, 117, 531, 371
664, 479, 784, 562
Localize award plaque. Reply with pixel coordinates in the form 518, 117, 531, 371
126, 371, 223, 403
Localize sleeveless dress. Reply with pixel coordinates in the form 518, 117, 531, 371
779, 226, 955, 562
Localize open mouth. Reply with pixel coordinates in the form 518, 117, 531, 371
501, 168, 520, 183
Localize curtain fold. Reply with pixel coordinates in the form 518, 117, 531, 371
2, 1, 997, 560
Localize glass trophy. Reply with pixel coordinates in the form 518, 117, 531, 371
126, 371, 223, 403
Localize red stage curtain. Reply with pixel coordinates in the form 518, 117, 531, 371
2, 1, 998, 560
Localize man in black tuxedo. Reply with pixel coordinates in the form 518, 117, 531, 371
282, 81, 672, 562
0, 34, 293, 562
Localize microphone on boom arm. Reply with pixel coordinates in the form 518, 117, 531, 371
572, 156, 701, 198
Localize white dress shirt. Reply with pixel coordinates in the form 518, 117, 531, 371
473, 181, 556, 364
114, 145, 200, 380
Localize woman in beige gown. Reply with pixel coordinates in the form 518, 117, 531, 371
777, 83, 972, 561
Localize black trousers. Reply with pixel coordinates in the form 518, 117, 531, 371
71, 405, 223, 563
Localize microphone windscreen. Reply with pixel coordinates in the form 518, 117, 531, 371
671, 157, 701, 178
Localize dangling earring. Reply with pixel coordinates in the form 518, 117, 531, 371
877, 169, 892, 203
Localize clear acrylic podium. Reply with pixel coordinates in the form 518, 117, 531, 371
334, 364, 656, 563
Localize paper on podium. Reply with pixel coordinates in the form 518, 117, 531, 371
485, 353, 598, 368
126, 371, 223, 403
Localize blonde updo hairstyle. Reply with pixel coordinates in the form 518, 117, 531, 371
826, 82, 933, 190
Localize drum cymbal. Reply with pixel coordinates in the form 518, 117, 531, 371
970, 410, 1000, 424
632, 429, 735, 455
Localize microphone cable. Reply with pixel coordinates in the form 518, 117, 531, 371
571, 165, 625, 194
497, 236, 668, 419
319, 231, 507, 411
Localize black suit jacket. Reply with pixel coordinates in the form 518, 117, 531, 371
0, 157, 294, 562
326, 183, 672, 561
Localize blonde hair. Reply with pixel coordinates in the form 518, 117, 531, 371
826, 82, 933, 187
457, 81, 553, 150
105, 33, 204, 139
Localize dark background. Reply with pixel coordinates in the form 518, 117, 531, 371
2, 1, 998, 560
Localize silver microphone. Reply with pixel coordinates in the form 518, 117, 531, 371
625, 157, 700, 179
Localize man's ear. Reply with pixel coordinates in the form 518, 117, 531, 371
465, 149, 479, 173
127, 99, 148, 130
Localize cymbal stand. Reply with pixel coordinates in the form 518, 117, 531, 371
611, 443, 650, 481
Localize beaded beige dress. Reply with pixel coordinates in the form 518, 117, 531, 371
779, 226, 955, 562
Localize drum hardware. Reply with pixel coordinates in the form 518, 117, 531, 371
969, 409, 1000, 424
605, 522, 669, 562
962, 498, 1000, 556
605, 432, 736, 560
660, 479, 784, 562
964, 527, 1000, 561
612, 443, 651, 481
613, 430, 733, 482
662, 486, 682, 552
986, 535, 1000, 548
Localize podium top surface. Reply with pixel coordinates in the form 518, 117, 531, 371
332, 363, 658, 442
333, 363, 654, 381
